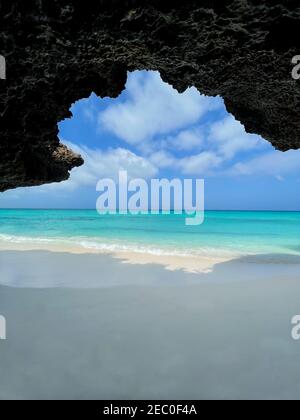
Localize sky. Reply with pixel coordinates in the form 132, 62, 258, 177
1, 70, 300, 210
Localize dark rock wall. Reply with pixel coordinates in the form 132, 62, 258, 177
0, 0, 300, 191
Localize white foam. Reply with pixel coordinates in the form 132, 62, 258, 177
0, 233, 239, 259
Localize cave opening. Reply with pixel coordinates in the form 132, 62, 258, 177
54, 69, 300, 212
0, 70, 300, 264
1, 69, 300, 213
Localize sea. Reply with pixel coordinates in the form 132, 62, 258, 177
0, 209, 299, 259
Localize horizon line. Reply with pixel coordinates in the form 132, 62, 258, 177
0, 208, 300, 213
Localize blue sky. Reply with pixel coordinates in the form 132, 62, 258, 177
1, 70, 300, 210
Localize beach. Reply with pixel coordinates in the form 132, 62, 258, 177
0, 209, 300, 273
1, 210, 300, 399
0, 249, 300, 400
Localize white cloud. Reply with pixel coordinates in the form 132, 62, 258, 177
61, 72, 300, 183
148, 149, 223, 175
178, 152, 222, 175
230, 150, 300, 178
208, 115, 266, 159
97, 71, 267, 176
83, 72, 283, 179
144, 115, 269, 176
99, 71, 222, 146
149, 150, 177, 169
163, 127, 204, 152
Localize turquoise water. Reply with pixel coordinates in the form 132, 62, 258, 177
0, 209, 299, 258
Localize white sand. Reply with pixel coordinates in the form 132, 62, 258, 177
0, 239, 235, 274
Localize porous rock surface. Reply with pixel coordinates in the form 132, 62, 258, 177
0, 0, 300, 191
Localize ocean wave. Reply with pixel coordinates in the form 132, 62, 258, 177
0, 233, 57, 244
0, 233, 239, 259
1, 233, 300, 264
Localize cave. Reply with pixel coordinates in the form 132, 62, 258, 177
0, 0, 300, 192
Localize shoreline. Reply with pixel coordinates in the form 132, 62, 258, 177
0, 239, 231, 274
0, 235, 300, 274
1, 210, 299, 274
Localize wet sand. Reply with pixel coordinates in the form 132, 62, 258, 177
0, 250, 300, 399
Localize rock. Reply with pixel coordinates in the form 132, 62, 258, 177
0, 0, 300, 191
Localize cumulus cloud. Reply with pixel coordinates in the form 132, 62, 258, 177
230, 149, 300, 178
146, 115, 269, 175
148, 150, 222, 176
149, 150, 177, 169
99, 71, 222, 147
94, 71, 282, 178
163, 127, 204, 152
62, 71, 300, 182
178, 152, 222, 175
208, 115, 266, 159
